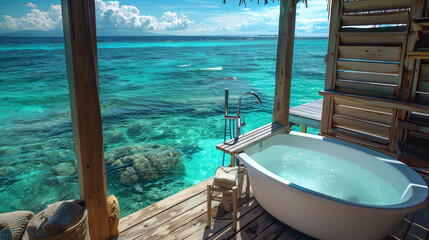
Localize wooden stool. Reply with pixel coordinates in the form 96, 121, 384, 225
206, 166, 250, 231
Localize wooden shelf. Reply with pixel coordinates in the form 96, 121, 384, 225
216, 122, 288, 155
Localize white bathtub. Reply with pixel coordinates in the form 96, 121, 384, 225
237, 131, 428, 240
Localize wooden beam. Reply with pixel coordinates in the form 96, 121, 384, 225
321, 0, 342, 134
61, 0, 110, 239
273, 0, 297, 126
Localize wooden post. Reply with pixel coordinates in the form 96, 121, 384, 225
320, 0, 341, 135
273, 0, 297, 126
61, 0, 110, 239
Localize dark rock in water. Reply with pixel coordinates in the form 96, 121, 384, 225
51, 162, 77, 176
111, 159, 124, 167
0, 166, 13, 177
106, 144, 184, 183
120, 167, 138, 184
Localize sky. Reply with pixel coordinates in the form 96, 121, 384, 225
0, 0, 330, 36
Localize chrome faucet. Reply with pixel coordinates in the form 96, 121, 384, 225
224, 88, 262, 138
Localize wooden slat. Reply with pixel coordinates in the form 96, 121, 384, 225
337, 71, 398, 84
420, 64, 429, 81
118, 178, 211, 233
332, 115, 390, 137
119, 191, 209, 239
407, 51, 429, 59
343, 0, 411, 13
337, 60, 400, 74
334, 104, 392, 125
386, 211, 418, 239
342, 11, 409, 26
417, 81, 429, 92
336, 80, 397, 97
334, 96, 393, 113
222, 124, 287, 154
340, 34, 404, 46
340, 26, 408, 33
178, 198, 259, 240
416, 93, 429, 103
328, 128, 389, 147
232, 212, 277, 240
253, 220, 289, 240
320, 91, 429, 113
207, 205, 267, 240
273, 0, 297, 126
339, 46, 402, 62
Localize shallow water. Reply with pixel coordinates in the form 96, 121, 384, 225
0, 36, 327, 216
251, 145, 402, 205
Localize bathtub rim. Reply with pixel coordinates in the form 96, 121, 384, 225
237, 131, 428, 213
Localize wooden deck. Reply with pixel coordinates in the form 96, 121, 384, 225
289, 99, 323, 130
117, 171, 429, 240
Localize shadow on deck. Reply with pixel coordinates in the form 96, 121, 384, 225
117, 172, 429, 240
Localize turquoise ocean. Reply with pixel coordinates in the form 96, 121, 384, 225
0, 36, 327, 217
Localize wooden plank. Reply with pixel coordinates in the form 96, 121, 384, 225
60, 0, 110, 239
339, 46, 402, 62
328, 128, 390, 148
341, 11, 409, 26
343, 0, 411, 13
387, 211, 418, 240
334, 96, 393, 113
118, 178, 211, 233
416, 92, 429, 103
132, 199, 216, 239
176, 198, 259, 240
332, 115, 390, 137
320, 91, 429, 113
231, 212, 277, 240
273, 0, 297, 125
420, 64, 429, 81
253, 220, 289, 240
289, 99, 323, 121
340, 34, 404, 46
340, 26, 408, 33
417, 81, 429, 92
336, 80, 397, 97
207, 205, 267, 240
408, 51, 429, 59
119, 191, 209, 239
337, 71, 398, 84
404, 174, 429, 239
404, 223, 428, 240
334, 104, 392, 125
276, 227, 312, 240
337, 60, 400, 74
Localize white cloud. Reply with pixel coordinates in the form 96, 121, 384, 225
0, 0, 191, 32
25, 2, 38, 9
0, 5, 61, 31
95, 0, 190, 31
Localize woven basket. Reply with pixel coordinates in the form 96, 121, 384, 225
27, 210, 89, 240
